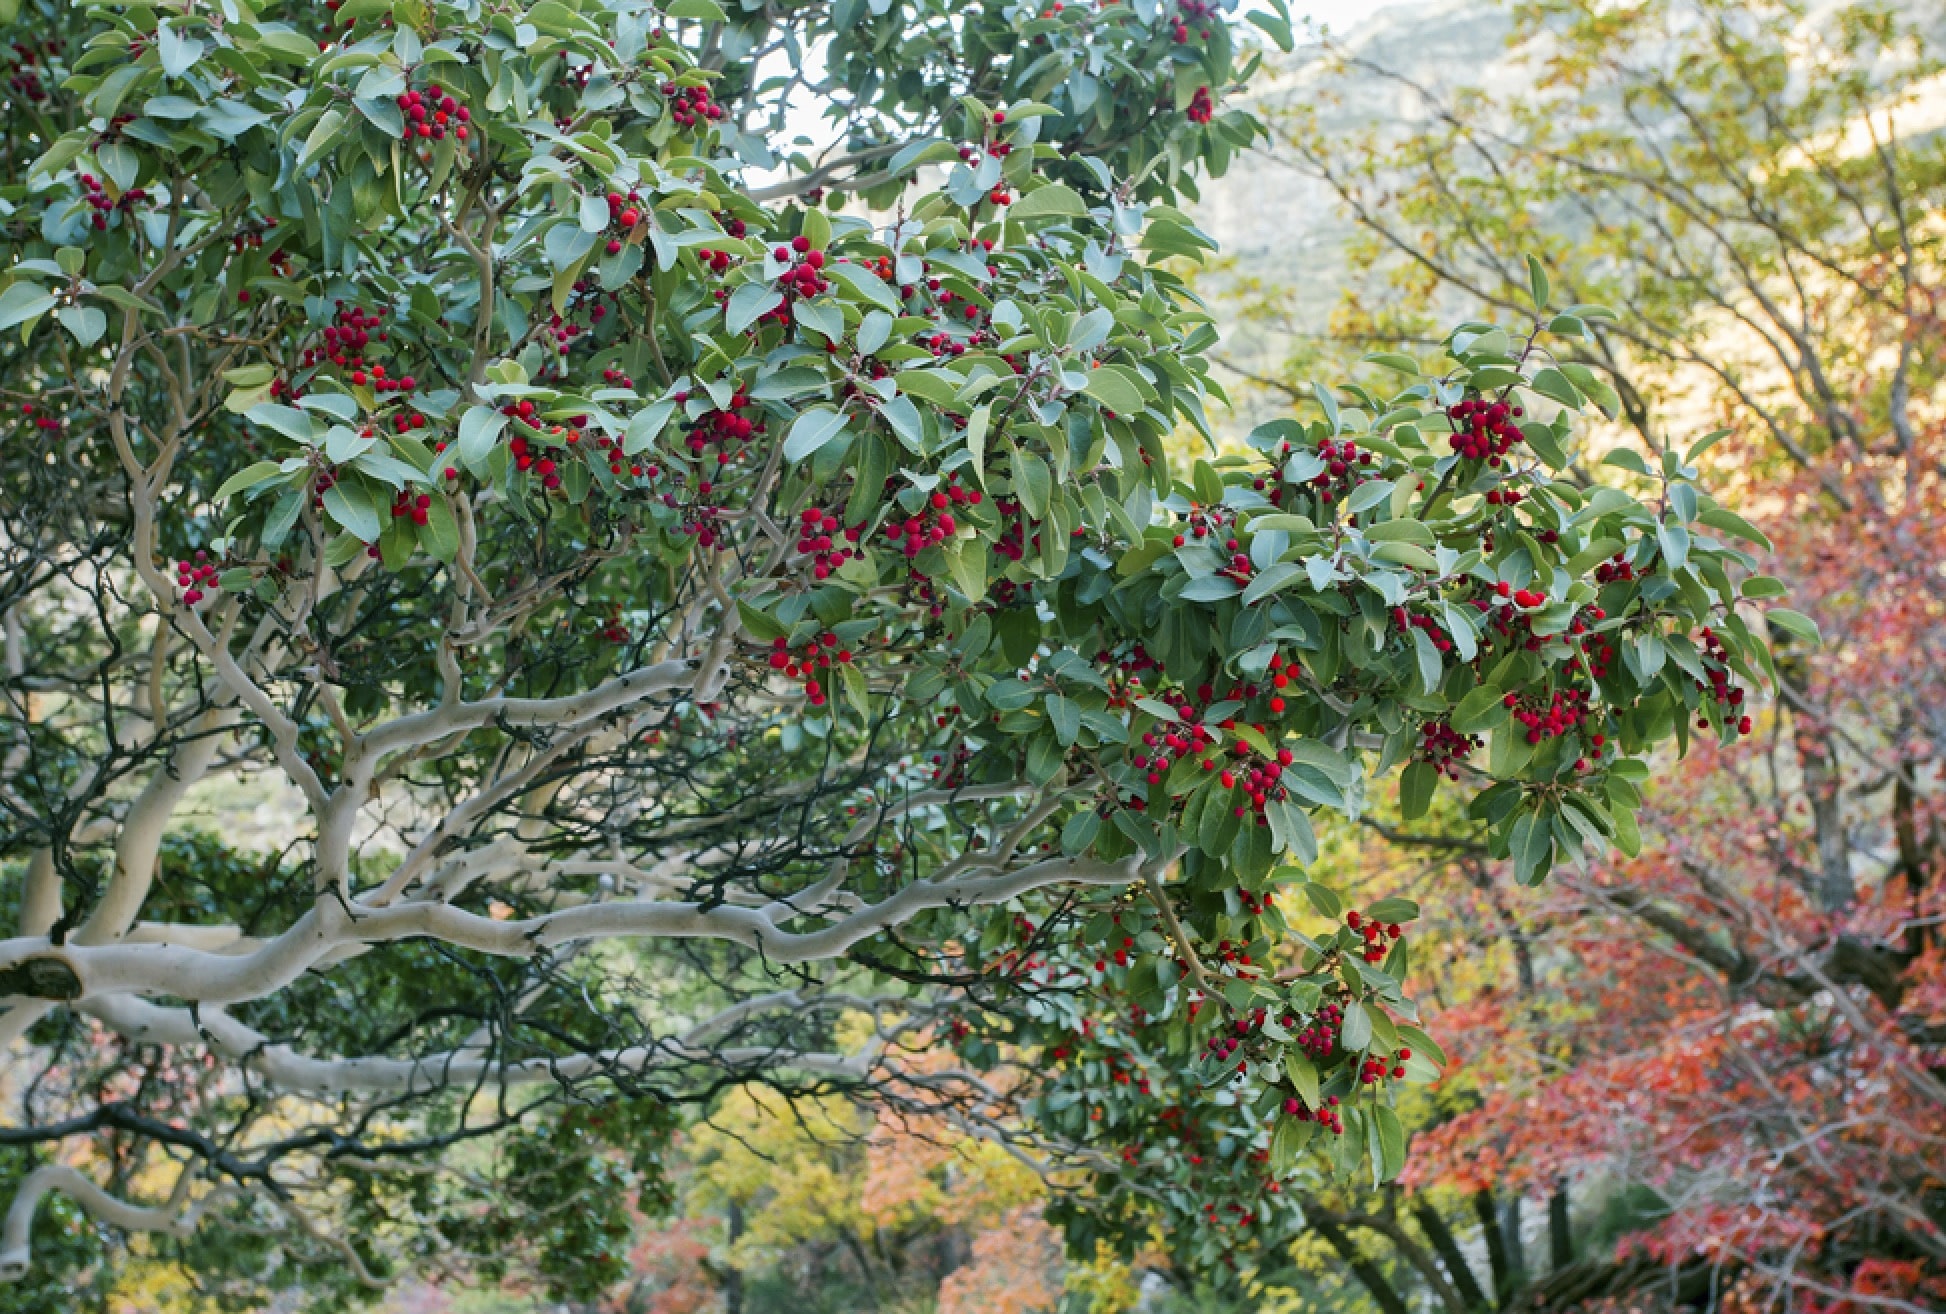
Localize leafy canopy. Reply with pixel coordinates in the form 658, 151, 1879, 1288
0, 0, 1784, 1296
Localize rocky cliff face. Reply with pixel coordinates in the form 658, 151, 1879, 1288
1183, 1, 1520, 434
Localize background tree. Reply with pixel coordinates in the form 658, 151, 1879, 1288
1187, 0, 1946, 1308
0, 0, 1768, 1304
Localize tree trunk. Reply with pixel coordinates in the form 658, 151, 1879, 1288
1548, 1181, 1573, 1273
723, 1201, 745, 1314
1314, 1214, 1411, 1314
1473, 1188, 1514, 1307
1414, 1201, 1490, 1310
1504, 1195, 1527, 1294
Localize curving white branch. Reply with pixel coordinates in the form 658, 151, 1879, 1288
82, 989, 897, 1095
0, 1164, 222, 1282
0, 852, 1152, 1007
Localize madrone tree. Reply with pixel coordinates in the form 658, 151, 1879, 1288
0, 0, 1782, 1299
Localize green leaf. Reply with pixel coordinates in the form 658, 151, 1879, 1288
1079, 366, 1149, 416
1449, 684, 1507, 734
1372, 1104, 1407, 1183
1302, 882, 1342, 919
947, 538, 987, 603
1365, 897, 1419, 923
1525, 254, 1550, 311
1396, 1025, 1447, 1069
1696, 507, 1773, 552
1375, 541, 1438, 572
1340, 1001, 1373, 1052
826, 261, 899, 312
793, 298, 846, 343
1410, 627, 1441, 694
663, 0, 728, 18
783, 408, 848, 462
1270, 1114, 1316, 1176
299, 108, 346, 171
1527, 367, 1581, 410
1046, 694, 1081, 746
1765, 608, 1822, 645
1602, 448, 1652, 476
1686, 428, 1733, 462
735, 600, 789, 642
725, 281, 783, 335
245, 403, 319, 445
1399, 760, 1437, 821
1247, 7, 1295, 52
322, 480, 380, 542
1510, 805, 1554, 886
0, 282, 56, 332
1012, 451, 1051, 519
457, 406, 507, 473
1008, 183, 1088, 220
55, 305, 107, 347
421, 497, 459, 562
98, 142, 139, 192
1283, 1052, 1320, 1109
158, 23, 204, 78
1363, 352, 1420, 376
213, 461, 289, 502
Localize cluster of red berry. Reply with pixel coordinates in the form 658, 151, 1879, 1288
601, 191, 642, 255
926, 740, 973, 786
543, 292, 605, 357
389, 489, 433, 527
1446, 397, 1526, 465
1281, 1093, 1345, 1135
5, 38, 56, 103
227, 218, 278, 256
795, 506, 864, 580
659, 79, 723, 129
596, 603, 629, 644
1094, 645, 1163, 712
1418, 718, 1481, 778
676, 393, 762, 483
174, 552, 219, 606
1211, 735, 1299, 821
1358, 1051, 1408, 1085
1236, 887, 1277, 919
588, 427, 655, 482
1186, 85, 1215, 124
297, 302, 412, 393
393, 84, 470, 142
759, 236, 830, 330
764, 632, 854, 708
1504, 684, 1597, 748
76, 172, 147, 232
1204, 1005, 1274, 1068
1093, 933, 1137, 972
1169, 501, 1236, 548
880, 476, 976, 559
1593, 550, 1639, 584
18, 403, 61, 433
1292, 1000, 1343, 1060
1170, 0, 1217, 43
497, 401, 563, 491
1298, 434, 1380, 507
1132, 716, 1217, 786
1696, 627, 1752, 735
1393, 606, 1461, 656
1345, 909, 1403, 964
